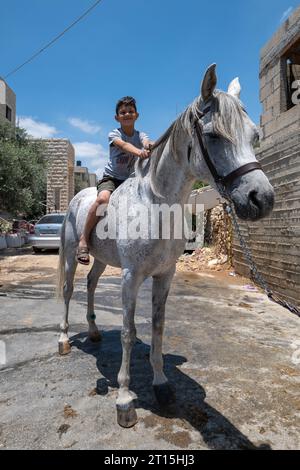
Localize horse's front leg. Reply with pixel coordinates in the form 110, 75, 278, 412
151, 266, 176, 406
116, 268, 142, 428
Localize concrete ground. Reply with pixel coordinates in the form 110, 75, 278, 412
0, 251, 299, 449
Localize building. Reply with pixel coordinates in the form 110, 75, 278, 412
233, 6, 300, 307
74, 160, 97, 194
0, 79, 76, 214
0, 77, 16, 126
89, 172, 97, 187
42, 139, 75, 213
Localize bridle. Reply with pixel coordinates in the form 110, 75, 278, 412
193, 105, 262, 198
148, 102, 262, 200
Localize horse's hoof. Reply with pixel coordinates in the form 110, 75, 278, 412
58, 341, 71, 355
153, 383, 176, 407
116, 402, 138, 428
89, 331, 101, 343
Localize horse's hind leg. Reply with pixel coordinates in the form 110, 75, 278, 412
58, 256, 77, 355
87, 259, 106, 342
151, 266, 176, 406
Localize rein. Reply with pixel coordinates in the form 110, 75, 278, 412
148, 121, 176, 153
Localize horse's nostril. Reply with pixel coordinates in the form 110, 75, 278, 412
249, 190, 261, 209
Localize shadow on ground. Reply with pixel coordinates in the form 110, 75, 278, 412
70, 330, 271, 450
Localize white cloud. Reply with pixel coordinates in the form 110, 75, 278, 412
73, 141, 108, 160
280, 6, 293, 23
68, 117, 101, 134
18, 116, 58, 138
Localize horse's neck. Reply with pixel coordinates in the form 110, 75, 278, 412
150, 138, 195, 205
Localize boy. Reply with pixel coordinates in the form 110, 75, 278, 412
77, 96, 152, 265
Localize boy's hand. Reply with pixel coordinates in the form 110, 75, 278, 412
139, 148, 150, 159
143, 141, 155, 151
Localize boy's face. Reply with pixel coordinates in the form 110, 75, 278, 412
115, 104, 139, 127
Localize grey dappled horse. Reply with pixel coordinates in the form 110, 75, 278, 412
57, 65, 274, 427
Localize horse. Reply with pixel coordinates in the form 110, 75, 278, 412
56, 64, 274, 428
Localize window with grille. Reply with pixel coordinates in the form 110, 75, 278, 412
282, 37, 300, 111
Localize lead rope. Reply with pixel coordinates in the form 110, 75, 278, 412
225, 202, 300, 318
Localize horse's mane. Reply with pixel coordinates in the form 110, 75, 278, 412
136, 90, 246, 196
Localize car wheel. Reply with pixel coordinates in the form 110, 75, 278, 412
33, 247, 42, 253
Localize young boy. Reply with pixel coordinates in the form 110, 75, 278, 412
77, 96, 152, 265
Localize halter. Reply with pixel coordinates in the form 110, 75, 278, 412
148, 103, 262, 199
193, 106, 262, 198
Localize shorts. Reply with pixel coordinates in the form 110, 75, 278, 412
96, 175, 124, 194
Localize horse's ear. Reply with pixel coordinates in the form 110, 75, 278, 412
228, 77, 241, 99
201, 64, 217, 102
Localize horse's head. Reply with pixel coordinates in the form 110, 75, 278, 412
189, 64, 274, 221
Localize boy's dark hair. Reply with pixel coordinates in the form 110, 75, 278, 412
116, 96, 137, 115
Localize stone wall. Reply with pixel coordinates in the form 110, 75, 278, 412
233, 7, 300, 308
42, 139, 75, 213
205, 204, 232, 261
259, 6, 300, 145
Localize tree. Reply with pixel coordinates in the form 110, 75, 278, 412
193, 180, 208, 190
0, 121, 47, 219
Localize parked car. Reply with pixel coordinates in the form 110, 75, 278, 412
28, 213, 66, 252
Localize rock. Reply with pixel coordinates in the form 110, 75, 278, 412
208, 259, 218, 267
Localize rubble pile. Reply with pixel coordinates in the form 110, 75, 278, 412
177, 204, 233, 273
177, 246, 230, 273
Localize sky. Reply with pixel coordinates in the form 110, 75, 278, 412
0, 0, 299, 177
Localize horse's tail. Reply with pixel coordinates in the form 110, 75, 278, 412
56, 215, 67, 300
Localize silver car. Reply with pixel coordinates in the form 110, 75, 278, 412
28, 213, 65, 252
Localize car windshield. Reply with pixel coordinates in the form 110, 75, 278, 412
37, 215, 65, 224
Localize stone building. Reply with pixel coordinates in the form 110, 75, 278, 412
0, 78, 16, 126
233, 6, 300, 307
74, 161, 97, 194
42, 139, 75, 213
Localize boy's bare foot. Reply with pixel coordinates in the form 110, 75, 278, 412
77, 245, 90, 265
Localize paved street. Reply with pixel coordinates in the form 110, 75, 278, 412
0, 256, 299, 449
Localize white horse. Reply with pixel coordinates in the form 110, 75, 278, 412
57, 65, 274, 427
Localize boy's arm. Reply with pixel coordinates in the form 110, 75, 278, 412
113, 138, 150, 159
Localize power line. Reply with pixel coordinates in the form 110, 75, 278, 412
4, 0, 103, 80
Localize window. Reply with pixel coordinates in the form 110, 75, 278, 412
6, 105, 12, 121
282, 37, 300, 111
38, 214, 65, 224
54, 188, 61, 211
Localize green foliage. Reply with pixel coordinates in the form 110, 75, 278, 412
192, 180, 209, 190
0, 121, 47, 219
0, 219, 11, 233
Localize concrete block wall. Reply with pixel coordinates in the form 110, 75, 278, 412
233, 7, 300, 308
0, 79, 16, 125
42, 139, 75, 213
233, 126, 300, 308
259, 6, 300, 146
